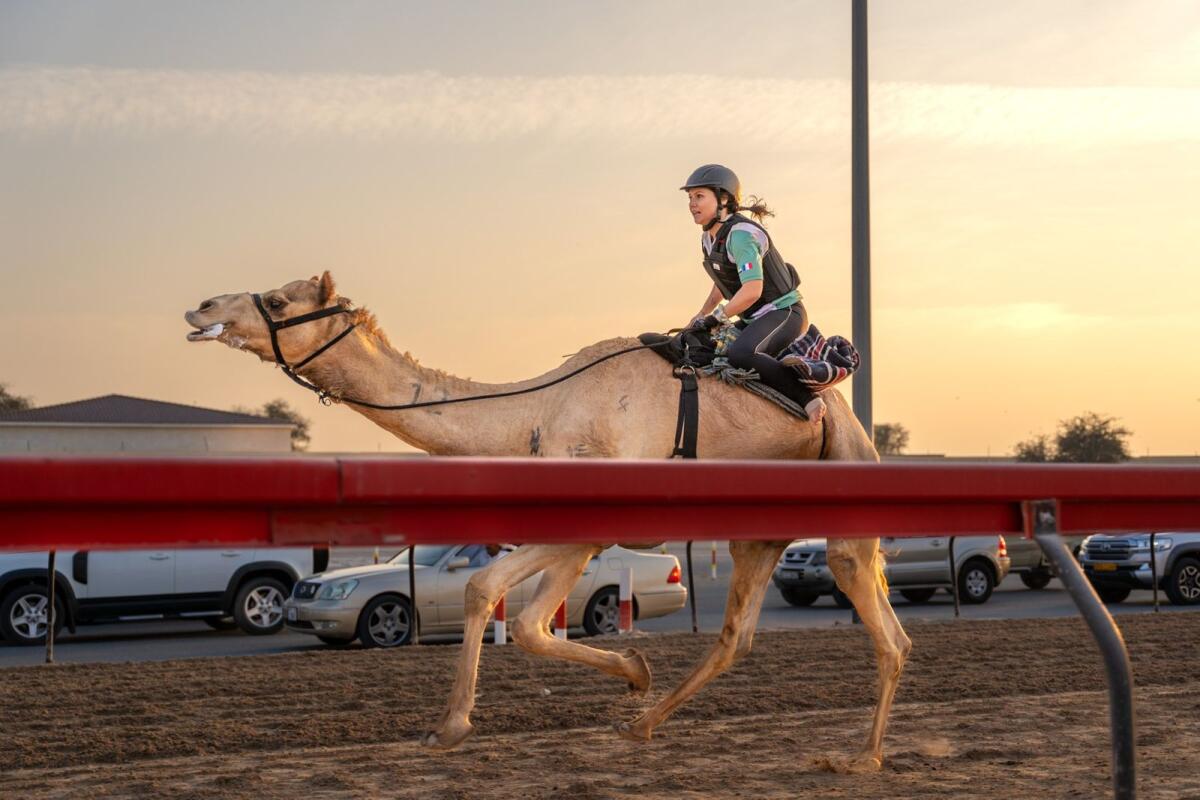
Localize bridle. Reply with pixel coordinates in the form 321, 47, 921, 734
251, 293, 357, 402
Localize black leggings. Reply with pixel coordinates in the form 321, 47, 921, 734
726, 304, 817, 408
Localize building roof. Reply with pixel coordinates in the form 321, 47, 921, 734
0, 394, 293, 427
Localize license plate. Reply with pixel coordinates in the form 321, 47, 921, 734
1093, 563, 1117, 572
287, 607, 297, 621
784, 569, 803, 579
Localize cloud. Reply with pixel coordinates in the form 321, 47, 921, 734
1, 66, 1198, 148
883, 302, 1116, 333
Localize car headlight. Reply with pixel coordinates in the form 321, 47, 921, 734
1130, 536, 1172, 553
317, 579, 359, 600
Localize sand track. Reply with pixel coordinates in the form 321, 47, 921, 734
2, 613, 1198, 798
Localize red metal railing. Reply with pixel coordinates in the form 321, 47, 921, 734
1, 456, 1197, 549
2, 455, 1197, 800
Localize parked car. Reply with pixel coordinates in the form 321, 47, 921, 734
1080, 531, 1200, 605
284, 544, 687, 648
1005, 533, 1086, 589
0, 547, 327, 645
772, 535, 1011, 607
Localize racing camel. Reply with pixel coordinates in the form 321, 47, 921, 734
184, 272, 910, 773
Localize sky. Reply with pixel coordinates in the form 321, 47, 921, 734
1, 0, 1198, 456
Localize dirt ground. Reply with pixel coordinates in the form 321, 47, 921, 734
2, 613, 1199, 799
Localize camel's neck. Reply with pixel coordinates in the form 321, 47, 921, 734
297, 329, 537, 455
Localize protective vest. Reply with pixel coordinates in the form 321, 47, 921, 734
701, 213, 800, 318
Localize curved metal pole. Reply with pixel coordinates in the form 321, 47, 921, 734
686, 541, 698, 633
1025, 500, 1135, 800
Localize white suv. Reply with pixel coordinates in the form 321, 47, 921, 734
0, 547, 327, 645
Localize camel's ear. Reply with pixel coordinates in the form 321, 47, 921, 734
317, 271, 336, 304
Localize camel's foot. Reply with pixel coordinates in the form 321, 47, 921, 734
622, 648, 652, 693
614, 715, 654, 742
810, 751, 882, 774
420, 715, 476, 751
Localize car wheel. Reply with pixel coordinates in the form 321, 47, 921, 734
899, 588, 937, 604
1020, 569, 1053, 590
316, 635, 355, 647
0, 585, 66, 646
831, 586, 854, 609
584, 586, 621, 635
1164, 557, 1200, 606
1096, 586, 1131, 604
204, 616, 239, 631
357, 594, 413, 648
780, 586, 820, 607
233, 577, 288, 635
958, 559, 995, 604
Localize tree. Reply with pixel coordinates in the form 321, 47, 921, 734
1012, 412, 1131, 463
0, 383, 33, 411
1013, 434, 1052, 463
233, 399, 312, 451
1053, 412, 1131, 463
873, 423, 909, 456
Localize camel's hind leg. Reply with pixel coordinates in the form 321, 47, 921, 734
509, 550, 652, 691
421, 543, 592, 750
616, 539, 788, 741
817, 536, 912, 773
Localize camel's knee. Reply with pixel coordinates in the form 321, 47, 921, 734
463, 575, 499, 618
878, 646, 907, 682
510, 615, 548, 653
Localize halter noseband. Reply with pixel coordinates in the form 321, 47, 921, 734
252, 293, 357, 400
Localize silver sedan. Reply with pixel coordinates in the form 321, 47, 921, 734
284, 544, 688, 647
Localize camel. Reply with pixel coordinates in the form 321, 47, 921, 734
184, 271, 911, 773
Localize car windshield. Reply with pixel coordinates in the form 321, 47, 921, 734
388, 545, 454, 567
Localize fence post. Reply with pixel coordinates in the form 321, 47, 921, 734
619, 567, 633, 634
686, 541, 698, 633
554, 601, 567, 640
1149, 532, 1159, 613
408, 545, 419, 646
45, 549, 56, 665
493, 594, 506, 645
1025, 499, 1136, 800
948, 536, 960, 618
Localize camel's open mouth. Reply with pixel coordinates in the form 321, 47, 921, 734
186, 322, 229, 342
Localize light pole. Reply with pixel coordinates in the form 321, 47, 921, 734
851, 0, 873, 440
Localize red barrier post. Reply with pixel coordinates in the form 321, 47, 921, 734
493, 594, 506, 646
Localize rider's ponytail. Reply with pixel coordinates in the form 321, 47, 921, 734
719, 190, 775, 224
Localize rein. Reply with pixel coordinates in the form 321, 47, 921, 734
253, 298, 827, 458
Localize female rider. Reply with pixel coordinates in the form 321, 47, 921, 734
681, 164, 826, 423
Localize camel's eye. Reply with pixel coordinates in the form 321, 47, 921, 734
268, 297, 285, 310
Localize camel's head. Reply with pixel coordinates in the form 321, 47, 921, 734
184, 271, 352, 364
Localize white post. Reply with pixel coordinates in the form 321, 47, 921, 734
493, 594, 506, 645
619, 567, 634, 634
554, 600, 567, 640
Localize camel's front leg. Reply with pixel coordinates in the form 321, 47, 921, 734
509, 547, 652, 691
421, 544, 580, 750
816, 536, 912, 774
616, 540, 787, 741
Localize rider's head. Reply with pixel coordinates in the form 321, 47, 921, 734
680, 164, 741, 231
